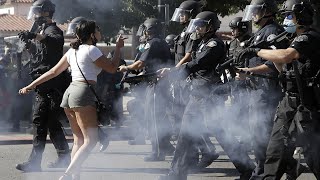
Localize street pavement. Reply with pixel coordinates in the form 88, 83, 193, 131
0, 137, 316, 180
0, 96, 316, 180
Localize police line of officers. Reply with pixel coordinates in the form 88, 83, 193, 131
12, 0, 320, 180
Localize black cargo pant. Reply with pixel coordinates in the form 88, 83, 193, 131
260, 95, 320, 180
248, 89, 281, 176
167, 80, 217, 158
28, 89, 69, 164
145, 78, 173, 155
169, 95, 255, 179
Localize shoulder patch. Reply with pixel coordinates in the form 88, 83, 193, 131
295, 35, 308, 42
267, 34, 276, 41
144, 43, 151, 50
207, 41, 217, 47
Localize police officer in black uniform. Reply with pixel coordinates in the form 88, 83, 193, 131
171, 1, 220, 169
237, 0, 288, 177
228, 17, 252, 65
119, 18, 174, 161
159, 11, 255, 180
171, 0, 201, 67
227, 17, 253, 150
245, 0, 320, 179
16, 0, 70, 172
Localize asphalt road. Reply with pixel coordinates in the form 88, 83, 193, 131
0, 140, 316, 180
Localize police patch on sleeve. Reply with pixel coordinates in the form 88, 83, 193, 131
144, 43, 151, 50
267, 34, 276, 41
295, 35, 308, 42
207, 41, 217, 47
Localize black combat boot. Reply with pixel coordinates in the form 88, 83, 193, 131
98, 128, 110, 152
16, 160, 41, 172
47, 153, 70, 168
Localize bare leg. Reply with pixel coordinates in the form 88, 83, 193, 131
60, 106, 98, 179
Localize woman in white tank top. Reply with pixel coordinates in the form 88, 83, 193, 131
19, 20, 125, 180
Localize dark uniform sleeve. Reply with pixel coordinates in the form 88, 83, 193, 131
40, 25, 64, 50
139, 41, 155, 63
185, 41, 224, 74
290, 34, 311, 58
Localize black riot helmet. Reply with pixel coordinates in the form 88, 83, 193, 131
27, 0, 55, 25
242, 0, 277, 24
171, 1, 202, 24
280, 0, 314, 26
66, 17, 86, 36
165, 34, 176, 48
186, 11, 221, 35
138, 18, 163, 38
229, 17, 251, 37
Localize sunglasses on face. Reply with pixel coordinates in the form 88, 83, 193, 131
285, 13, 294, 20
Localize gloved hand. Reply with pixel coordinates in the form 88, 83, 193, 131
244, 47, 261, 55
236, 48, 261, 65
18, 31, 37, 42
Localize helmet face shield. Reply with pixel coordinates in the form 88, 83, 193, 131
136, 24, 146, 37
186, 18, 209, 33
27, 6, 43, 20
66, 23, 78, 36
242, 5, 266, 22
171, 8, 191, 23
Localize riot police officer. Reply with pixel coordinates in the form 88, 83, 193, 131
226, 17, 253, 152
237, 0, 289, 177
118, 18, 174, 161
228, 17, 252, 64
159, 11, 255, 180
171, 0, 220, 169
16, 0, 70, 171
171, 0, 202, 67
245, 0, 320, 179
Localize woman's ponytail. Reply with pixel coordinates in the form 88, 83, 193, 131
70, 38, 82, 50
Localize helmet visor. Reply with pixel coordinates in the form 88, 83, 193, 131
171, 8, 191, 22
66, 22, 78, 36
242, 5, 265, 22
186, 18, 209, 33
136, 24, 146, 37
27, 6, 43, 20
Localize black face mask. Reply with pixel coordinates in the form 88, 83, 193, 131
34, 16, 47, 26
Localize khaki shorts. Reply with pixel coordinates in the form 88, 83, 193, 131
60, 81, 97, 108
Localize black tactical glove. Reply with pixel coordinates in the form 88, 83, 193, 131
236, 48, 261, 66
18, 31, 37, 42
243, 48, 261, 55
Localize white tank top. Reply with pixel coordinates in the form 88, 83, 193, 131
66, 44, 103, 82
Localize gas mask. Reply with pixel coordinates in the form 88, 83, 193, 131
34, 16, 47, 26
138, 44, 145, 53
283, 18, 297, 34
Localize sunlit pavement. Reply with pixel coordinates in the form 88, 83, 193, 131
0, 140, 315, 180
